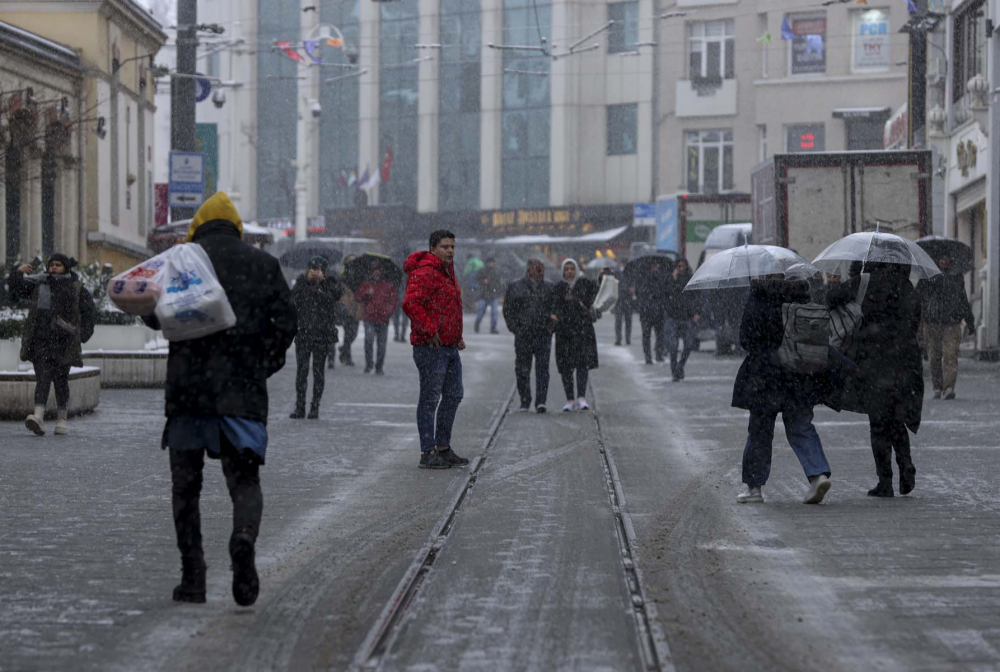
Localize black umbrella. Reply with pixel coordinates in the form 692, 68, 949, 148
278, 241, 343, 269
915, 236, 973, 275
343, 252, 404, 291
623, 253, 676, 286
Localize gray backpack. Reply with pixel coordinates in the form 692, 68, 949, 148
778, 302, 831, 375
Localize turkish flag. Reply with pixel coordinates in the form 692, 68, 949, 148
275, 41, 304, 63
381, 146, 393, 183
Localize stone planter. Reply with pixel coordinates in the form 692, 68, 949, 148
82, 351, 167, 388
0, 367, 100, 420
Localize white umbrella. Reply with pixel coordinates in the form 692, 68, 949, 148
586, 257, 618, 270
812, 232, 940, 280
684, 245, 819, 290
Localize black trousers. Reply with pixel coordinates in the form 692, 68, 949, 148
561, 368, 589, 401
296, 340, 330, 409
34, 358, 70, 409
364, 322, 389, 372
338, 319, 359, 363
869, 412, 913, 480
639, 313, 664, 362
615, 308, 633, 344
393, 305, 408, 341
514, 332, 551, 408
169, 440, 262, 562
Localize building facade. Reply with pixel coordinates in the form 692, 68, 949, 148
0, 0, 168, 269
0, 21, 84, 266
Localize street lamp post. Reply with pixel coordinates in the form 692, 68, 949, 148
985, 0, 1000, 357
171, 0, 198, 222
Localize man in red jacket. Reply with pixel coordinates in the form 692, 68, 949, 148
356, 264, 399, 375
403, 230, 470, 470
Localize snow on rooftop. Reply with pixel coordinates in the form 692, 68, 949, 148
0, 21, 79, 61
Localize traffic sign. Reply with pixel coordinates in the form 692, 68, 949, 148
194, 74, 212, 103
168, 151, 205, 209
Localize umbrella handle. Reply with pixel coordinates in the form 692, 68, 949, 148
861, 221, 880, 274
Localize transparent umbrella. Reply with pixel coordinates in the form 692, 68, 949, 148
812, 232, 941, 279
684, 245, 819, 290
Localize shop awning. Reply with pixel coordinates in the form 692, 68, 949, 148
495, 225, 629, 245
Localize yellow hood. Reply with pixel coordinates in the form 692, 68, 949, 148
185, 192, 243, 242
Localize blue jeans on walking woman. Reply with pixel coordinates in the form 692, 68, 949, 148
413, 346, 464, 453
741, 407, 831, 488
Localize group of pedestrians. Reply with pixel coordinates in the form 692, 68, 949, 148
735, 250, 976, 505
632, 258, 701, 380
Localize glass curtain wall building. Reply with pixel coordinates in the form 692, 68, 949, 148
502, 0, 551, 208
320, 0, 361, 210
379, 0, 420, 207
256, 0, 300, 220
438, 0, 481, 212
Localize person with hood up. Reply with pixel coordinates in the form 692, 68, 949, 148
829, 262, 923, 497
290, 256, 343, 419
142, 192, 297, 607
503, 259, 556, 412
357, 264, 399, 375
733, 278, 837, 505
663, 258, 701, 381
8, 253, 97, 436
403, 229, 470, 470
916, 253, 976, 400
551, 259, 600, 412
634, 259, 670, 365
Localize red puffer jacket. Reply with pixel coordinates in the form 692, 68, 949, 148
356, 279, 398, 324
403, 251, 464, 347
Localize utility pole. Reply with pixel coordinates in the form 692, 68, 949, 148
650, 0, 660, 204
294, 1, 319, 242
984, 0, 1000, 357
906, 0, 928, 148
171, 0, 198, 222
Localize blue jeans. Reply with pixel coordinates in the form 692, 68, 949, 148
741, 407, 831, 488
475, 298, 499, 332
413, 346, 464, 453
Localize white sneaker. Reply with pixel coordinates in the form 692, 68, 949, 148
736, 485, 764, 504
562, 401, 575, 412
803, 474, 831, 504
577, 397, 590, 411
536, 404, 547, 414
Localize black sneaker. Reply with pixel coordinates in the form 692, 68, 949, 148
307, 406, 319, 420
536, 404, 547, 414
437, 448, 469, 467
229, 530, 259, 607
289, 409, 305, 419
419, 451, 451, 469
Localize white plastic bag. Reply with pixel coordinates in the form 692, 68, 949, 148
153, 244, 237, 341
592, 274, 619, 314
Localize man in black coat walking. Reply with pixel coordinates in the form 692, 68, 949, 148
503, 259, 555, 412
143, 192, 297, 607
635, 260, 669, 365
663, 258, 701, 381
290, 256, 343, 419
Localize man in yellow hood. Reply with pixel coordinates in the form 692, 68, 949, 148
185, 191, 244, 242
142, 190, 297, 607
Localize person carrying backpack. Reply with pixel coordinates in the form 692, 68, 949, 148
733, 278, 837, 505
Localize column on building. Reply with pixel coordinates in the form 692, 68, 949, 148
319, 0, 361, 213
376, 0, 420, 208
417, 0, 439, 212
480, 0, 504, 210
358, 0, 380, 206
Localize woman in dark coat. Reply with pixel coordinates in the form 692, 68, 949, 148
8, 253, 96, 436
733, 278, 836, 504
828, 263, 922, 497
551, 259, 599, 412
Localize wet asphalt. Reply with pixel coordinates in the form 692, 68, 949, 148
1, 316, 998, 671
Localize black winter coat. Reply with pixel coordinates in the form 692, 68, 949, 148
916, 273, 975, 327
732, 279, 839, 414
292, 274, 343, 344
9, 269, 96, 367
476, 266, 504, 301
552, 278, 599, 373
503, 277, 555, 335
634, 272, 668, 320
828, 267, 923, 431
143, 221, 297, 423
664, 271, 698, 319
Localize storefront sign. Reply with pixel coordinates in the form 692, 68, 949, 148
854, 10, 890, 70
486, 207, 583, 231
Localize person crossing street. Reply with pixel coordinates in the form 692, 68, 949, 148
357, 264, 399, 376
290, 256, 343, 419
474, 258, 503, 334
503, 259, 555, 413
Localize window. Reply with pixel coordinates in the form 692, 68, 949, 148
380, 0, 420, 207
319, 0, 361, 211
685, 130, 733, 194
205, 51, 221, 78
758, 124, 768, 161
852, 9, 890, 71
953, 0, 987, 103
502, 0, 551, 208
439, 0, 481, 211
608, 2, 639, 54
787, 13, 826, 75
786, 123, 825, 153
688, 20, 735, 81
607, 104, 638, 155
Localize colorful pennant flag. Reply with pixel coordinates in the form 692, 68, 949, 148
303, 40, 322, 64
327, 37, 345, 49
381, 146, 393, 184
756, 32, 773, 45
348, 170, 357, 187
357, 166, 371, 191
907, 0, 919, 13
337, 171, 349, 188
780, 17, 795, 40
276, 40, 304, 62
